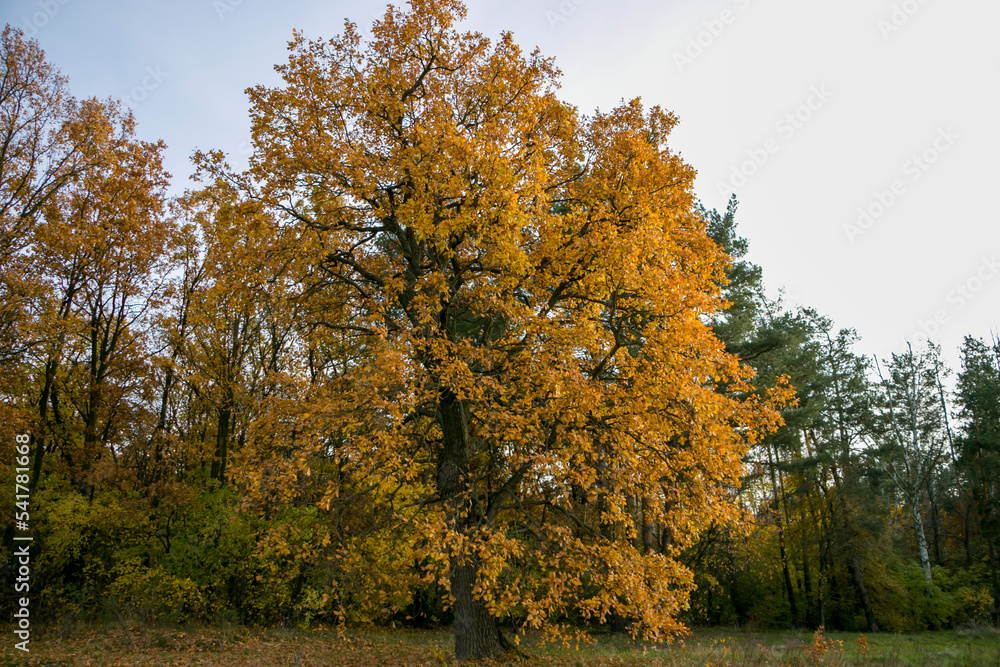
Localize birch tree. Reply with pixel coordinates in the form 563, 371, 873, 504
872, 342, 949, 591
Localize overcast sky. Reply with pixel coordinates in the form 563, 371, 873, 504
4, 0, 998, 377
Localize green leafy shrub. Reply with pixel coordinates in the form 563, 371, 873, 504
108, 557, 205, 622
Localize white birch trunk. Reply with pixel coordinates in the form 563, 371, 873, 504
911, 500, 934, 591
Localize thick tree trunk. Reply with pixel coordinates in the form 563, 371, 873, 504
451, 558, 512, 661
437, 389, 511, 661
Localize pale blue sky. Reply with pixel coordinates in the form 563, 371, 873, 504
4, 0, 998, 374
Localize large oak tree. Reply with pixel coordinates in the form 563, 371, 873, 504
208, 0, 790, 659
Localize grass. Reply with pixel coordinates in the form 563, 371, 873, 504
2, 622, 1000, 665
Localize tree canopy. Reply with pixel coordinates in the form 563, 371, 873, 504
194, 0, 792, 657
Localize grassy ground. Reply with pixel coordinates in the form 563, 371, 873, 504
2, 623, 1000, 665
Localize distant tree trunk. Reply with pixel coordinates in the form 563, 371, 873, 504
211, 402, 231, 483
927, 483, 943, 565
912, 500, 934, 591
932, 364, 953, 567
147, 273, 196, 486
990, 534, 1000, 622
767, 443, 799, 624
641, 496, 655, 553
817, 549, 827, 629
30, 358, 58, 492
848, 555, 878, 632
828, 465, 878, 632
802, 524, 814, 626
963, 500, 973, 567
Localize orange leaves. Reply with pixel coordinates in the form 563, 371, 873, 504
200, 0, 796, 653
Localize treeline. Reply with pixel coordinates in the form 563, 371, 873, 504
691, 199, 1000, 632
0, 25, 358, 626
0, 15, 998, 638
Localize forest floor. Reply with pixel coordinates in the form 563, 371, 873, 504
2, 622, 1000, 665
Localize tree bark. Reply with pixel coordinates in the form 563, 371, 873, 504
767, 443, 799, 624
911, 501, 934, 591
848, 554, 878, 632
828, 463, 878, 631
437, 389, 511, 661
211, 403, 231, 483
450, 558, 512, 661
928, 484, 943, 565
990, 538, 1000, 623
30, 358, 58, 492
801, 520, 814, 626
817, 544, 826, 629
641, 496, 655, 553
